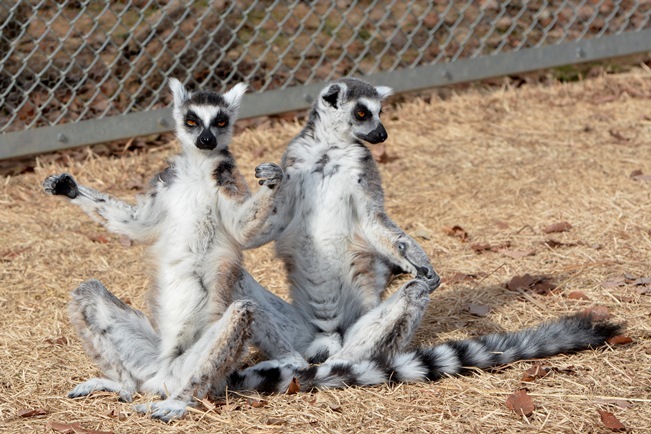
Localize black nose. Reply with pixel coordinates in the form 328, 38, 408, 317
364, 124, 388, 144
417, 266, 440, 291
197, 130, 217, 150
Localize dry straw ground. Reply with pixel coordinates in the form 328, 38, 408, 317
1, 70, 650, 433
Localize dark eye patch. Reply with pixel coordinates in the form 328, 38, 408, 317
185, 110, 201, 128
212, 113, 230, 128
354, 104, 371, 121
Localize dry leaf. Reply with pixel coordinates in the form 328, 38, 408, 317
443, 225, 469, 242
581, 305, 611, 321
567, 291, 590, 300
597, 409, 626, 431
544, 239, 576, 248
44, 336, 69, 346
465, 303, 490, 317
46, 421, 114, 434
471, 243, 492, 253
595, 398, 633, 409
286, 377, 300, 394
445, 272, 480, 285
18, 407, 48, 418
505, 389, 535, 417
507, 274, 556, 295
495, 220, 509, 229
89, 234, 110, 244
543, 221, 572, 234
636, 285, 651, 295
521, 364, 551, 382
608, 129, 629, 141
498, 248, 535, 259
247, 398, 268, 408
601, 276, 626, 289
631, 277, 651, 286
118, 236, 133, 247
507, 274, 537, 290
607, 335, 633, 346
630, 170, 651, 182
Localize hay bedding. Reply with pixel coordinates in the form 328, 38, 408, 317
1, 70, 650, 433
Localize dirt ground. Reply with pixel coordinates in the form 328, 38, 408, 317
1, 70, 650, 433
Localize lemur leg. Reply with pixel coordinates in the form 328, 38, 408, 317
43, 173, 160, 242
329, 279, 430, 363
237, 271, 311, 369
67, 279, 160, 402
135, 300, 254, 422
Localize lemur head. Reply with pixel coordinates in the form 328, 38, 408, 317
316, 77, 393, 144
168, 78, 247, 154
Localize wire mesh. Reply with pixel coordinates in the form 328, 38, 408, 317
1, 0, 650, 135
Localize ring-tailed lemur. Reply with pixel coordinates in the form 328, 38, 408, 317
43, 78, 307, 421
226, 78, 622, 393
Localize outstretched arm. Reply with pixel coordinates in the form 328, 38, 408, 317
43, 173, 163, 243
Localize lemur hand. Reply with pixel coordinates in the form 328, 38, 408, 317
255, 163, 283, 189
43, 173, 79, 199
396, 239, 440, 293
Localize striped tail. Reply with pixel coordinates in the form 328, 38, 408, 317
227, 313, 622, 393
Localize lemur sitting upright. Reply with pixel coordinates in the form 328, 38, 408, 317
43, 79, 306, 421
227, 78, 622, 393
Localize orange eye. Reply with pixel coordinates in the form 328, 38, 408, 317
186, 119, 197, 127
357, 110, 366, 118
216, 120, 226, 127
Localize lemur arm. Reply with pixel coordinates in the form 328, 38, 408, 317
43, 173, 163, 243
217, 163, 285, 248
353, 168, 439, 290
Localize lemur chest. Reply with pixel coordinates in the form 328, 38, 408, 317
160, 177, 222, 252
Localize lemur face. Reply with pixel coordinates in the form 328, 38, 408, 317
319, 77, 393, 144
168, 78, 247, 153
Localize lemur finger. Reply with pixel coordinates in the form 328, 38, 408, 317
254, 163, 283, 179
43, 173, 79, 199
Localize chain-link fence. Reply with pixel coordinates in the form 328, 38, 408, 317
1, 1, 650, 159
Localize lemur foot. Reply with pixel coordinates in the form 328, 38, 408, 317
402, 279, 431, 306
68, 378, 135, 403
134, 398, 190, 422
255, 163, 283, 188
43, 173, 79, 198
414, 264, 440, 293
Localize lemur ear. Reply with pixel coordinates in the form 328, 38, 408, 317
169, 78, 190, 108
321, 84, 341, 108
375, 86, 393, 100
223, 83, 248, 112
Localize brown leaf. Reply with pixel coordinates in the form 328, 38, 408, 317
544, 239, 576, 249
247, 398, 268, 408
608, 129, 629, 142
543, 221, 573, 234
595, 398, 633, 409
443, 225, 469, 242
498, 248, 535, 260
607, 335, 633, 346
18, 407, 48, 418
521, 364, 551, 382
286, 377, 300, 394
601, 276, 626, 289
46, 421, 114, 434
567, 291, 590, 300
88, 234, 110, 244
636, 285, 651, 295
495, 220, 509, 229
631, 277, 651, 286
445, 272, 479, 285
630, 169, 651, 181
465, 303, 490, 317
505, 389, 535, 417
507, 274, 538, 291
581, 305, 611, 321
118, 236, 133, 247
44, 336, 69, 346
471, 243, 492, 253
597, 409, 626, 431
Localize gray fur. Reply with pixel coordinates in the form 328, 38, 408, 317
44, 79, 306, 421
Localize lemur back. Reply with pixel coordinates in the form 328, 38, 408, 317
43, 79, 305, 421
227, 78, 622, 394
